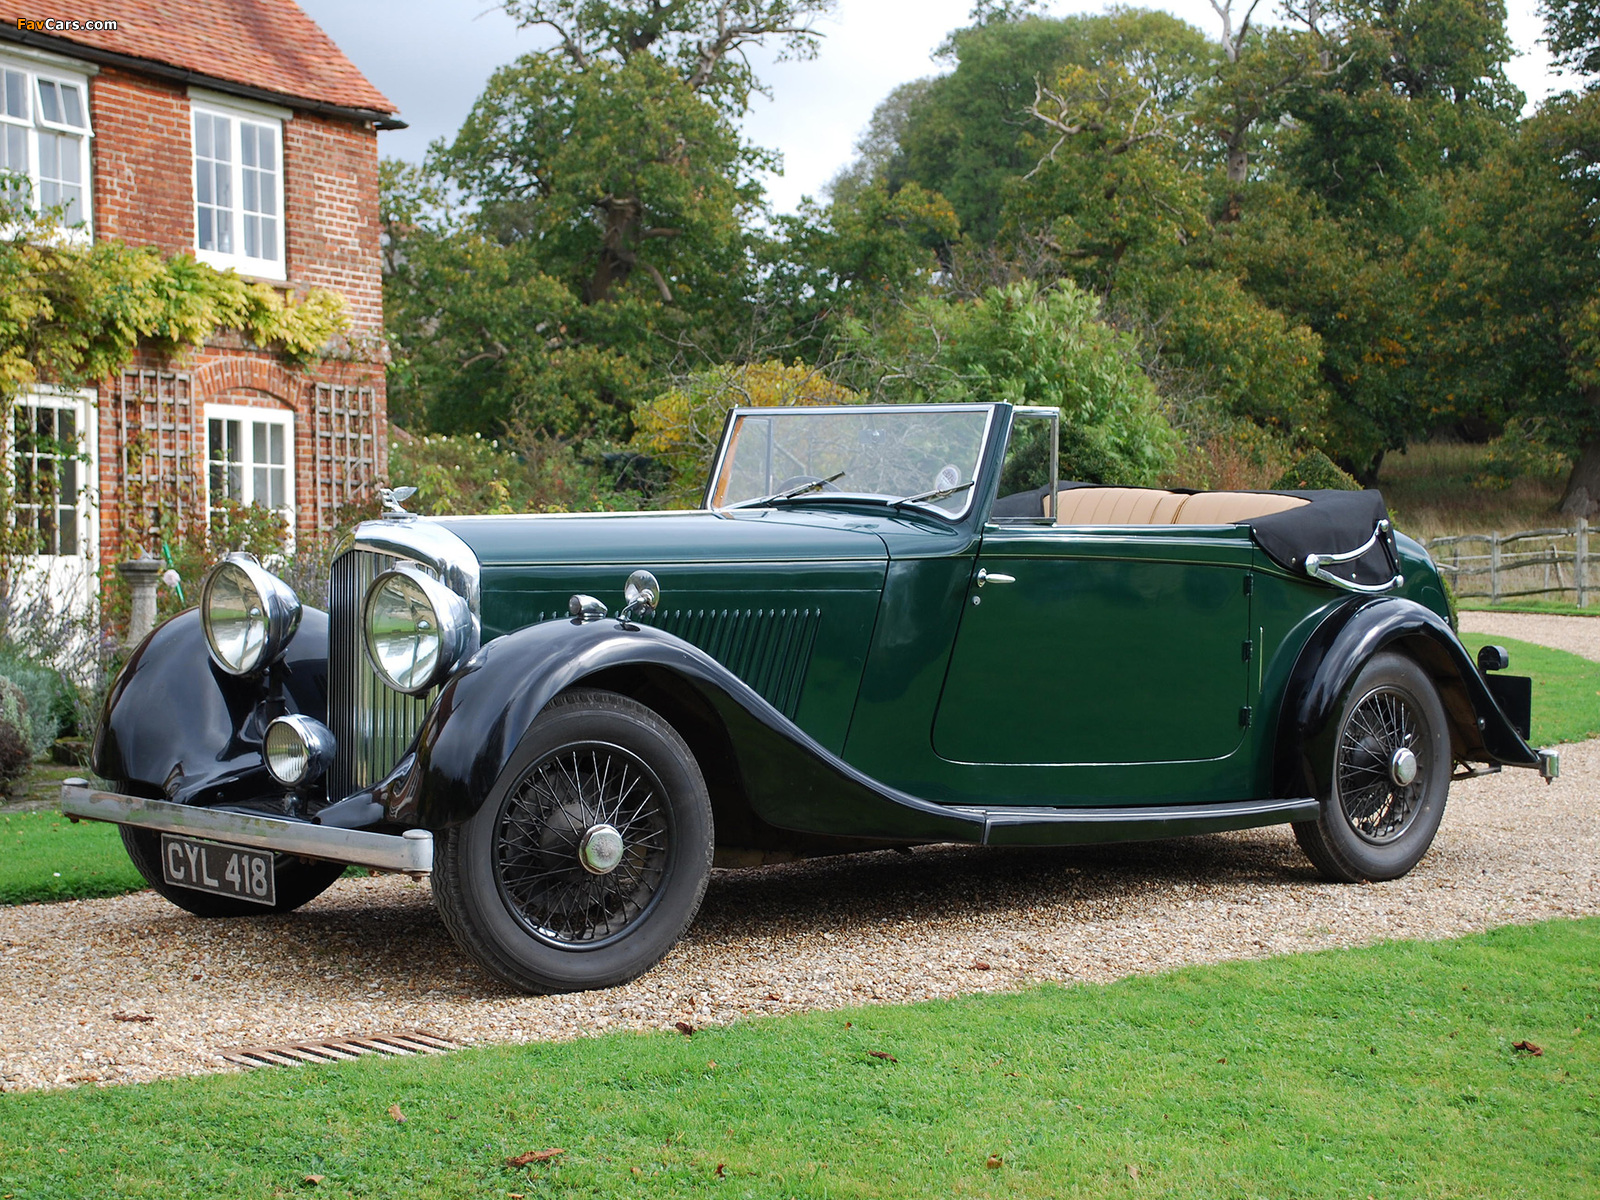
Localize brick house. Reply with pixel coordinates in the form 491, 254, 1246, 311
2, 0, 400, 600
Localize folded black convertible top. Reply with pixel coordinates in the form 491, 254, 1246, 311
1244, 489, 1394, 587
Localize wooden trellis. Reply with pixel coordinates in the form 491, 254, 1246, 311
116, 369, 197, 556
310, 383, 380, 532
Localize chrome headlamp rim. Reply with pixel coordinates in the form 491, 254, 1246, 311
263, 714, 337, 788
199, 553, 302, 677
362, 563, 477, 695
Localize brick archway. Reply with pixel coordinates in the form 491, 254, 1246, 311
190, 358, 305, 412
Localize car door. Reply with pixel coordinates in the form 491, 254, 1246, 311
932, 523, 1256, 768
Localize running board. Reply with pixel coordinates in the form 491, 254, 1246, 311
951, 797, 1321, 847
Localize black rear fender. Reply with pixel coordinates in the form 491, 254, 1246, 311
1274, 597, 1541, 797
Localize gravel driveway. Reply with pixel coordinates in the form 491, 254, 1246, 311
1458, 610, 1600, 661
4, 740, 1594, 1093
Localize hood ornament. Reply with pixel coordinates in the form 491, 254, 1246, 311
380, 486, 418, 516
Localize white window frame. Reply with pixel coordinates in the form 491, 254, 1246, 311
7, 386, 97, 563
205, 403, 295, 532
189, 90, 288, 281
0, 50, 94, 239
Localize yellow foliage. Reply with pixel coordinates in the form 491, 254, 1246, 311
633, 361, 861, 506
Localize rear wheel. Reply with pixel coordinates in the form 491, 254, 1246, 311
432, 690, 713, 994
1294, 651, 1451, 882
119, 825, 347, 917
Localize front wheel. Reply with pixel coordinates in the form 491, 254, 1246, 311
432, 689, 713, 994
1294, 650, 1451, 883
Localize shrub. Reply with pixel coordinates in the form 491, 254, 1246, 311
1274, 449, 1361, 491
390, 429, 627, 517
633, 361, 863, 506
0, 676, 32, 784
0, 647, 66, 754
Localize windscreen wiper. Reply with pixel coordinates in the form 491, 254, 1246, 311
727, 471, 847, 509
890, 480, 974, 510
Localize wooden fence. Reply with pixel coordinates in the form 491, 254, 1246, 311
1424, 519, 1592, 606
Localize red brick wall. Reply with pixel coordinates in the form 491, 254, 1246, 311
80, 68, 389, 571
284, 113, 384, 337
89, 67, 194, 255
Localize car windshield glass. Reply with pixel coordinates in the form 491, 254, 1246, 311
709, 407, 992, 516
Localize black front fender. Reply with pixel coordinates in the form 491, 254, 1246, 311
1274, 597, 1541, 797
91, 608, 330, 806
393, 617, 985, 844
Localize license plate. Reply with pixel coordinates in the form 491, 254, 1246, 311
159, 834, 276, 906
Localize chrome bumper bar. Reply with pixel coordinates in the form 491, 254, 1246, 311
59, 780, 433, 874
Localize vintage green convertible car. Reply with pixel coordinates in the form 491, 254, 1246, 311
64, 402, 1557, 992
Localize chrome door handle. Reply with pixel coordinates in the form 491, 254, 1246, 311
976, 569, 1015, 587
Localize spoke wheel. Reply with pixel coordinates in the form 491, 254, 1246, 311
1294, 651, 1451, 883
494, 743, 672, 949
433, 690, 713, 994
1335, 687, 1424, 844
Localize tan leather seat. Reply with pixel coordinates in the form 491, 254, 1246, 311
1051, 487, 1186, 524
1173, 491, 1307, 524
1049, 487, 1309, 525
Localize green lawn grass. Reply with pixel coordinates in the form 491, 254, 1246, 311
0, 918, 1594, 1198
1457, 632, 1600, 745
0, 810, 146, 905
1461, 599, 1600, 617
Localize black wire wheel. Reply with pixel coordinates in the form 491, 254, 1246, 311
1294, 651, 1451, 883
433, 690, 713, 994
493, 742, 672, 949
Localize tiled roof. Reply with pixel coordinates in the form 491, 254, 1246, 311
22, 0, 395, 114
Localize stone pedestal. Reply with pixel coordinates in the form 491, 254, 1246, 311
117, 556, 163, 648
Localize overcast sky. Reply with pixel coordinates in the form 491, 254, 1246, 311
298, 0, 1575, 215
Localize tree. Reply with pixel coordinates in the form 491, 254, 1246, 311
840, 281, 1176, 486
385, 1, 838, 440
889, 10, 1215, 243
1543, 0, 1600, 82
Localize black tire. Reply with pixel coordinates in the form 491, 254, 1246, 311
119, 825, 347, 917
1293, 650, 1451, 883
431, 689, 713, 994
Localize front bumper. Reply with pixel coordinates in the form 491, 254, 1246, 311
59, 780, 434, 874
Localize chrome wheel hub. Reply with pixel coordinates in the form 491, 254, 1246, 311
1389, 746, 1419, 787
577, 824, 625, 875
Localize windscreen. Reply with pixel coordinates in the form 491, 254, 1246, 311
709, 407, 992, 516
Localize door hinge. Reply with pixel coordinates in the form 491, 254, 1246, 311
1242, 573, 1253, 596
1238, 706, 1252, 728
1241, 639, 1253, 662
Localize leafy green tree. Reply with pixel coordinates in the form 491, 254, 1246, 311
386, 1, 836, 439
889, 9, 1215, 243
841, 281, 1176, 486
1543, 0, 1600, 81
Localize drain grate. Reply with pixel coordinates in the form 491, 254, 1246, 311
222, 1030, 456, 1069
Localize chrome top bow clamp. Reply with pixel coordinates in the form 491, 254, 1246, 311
1303, 518, 1405, 594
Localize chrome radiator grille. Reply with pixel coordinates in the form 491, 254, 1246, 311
327, 549, 435, 803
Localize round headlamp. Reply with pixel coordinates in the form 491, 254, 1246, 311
363, 563, 475, 695
200, 554, 301, 676
263, 714, 336, 788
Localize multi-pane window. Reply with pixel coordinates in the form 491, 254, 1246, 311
10, 393, 88, 558
206, 406, 293, 522
0, 57, 93, 230
192, 98, 284, 279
